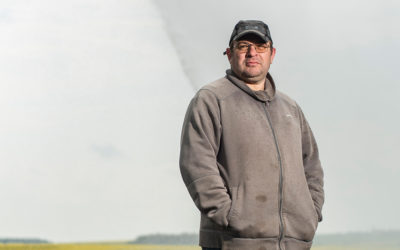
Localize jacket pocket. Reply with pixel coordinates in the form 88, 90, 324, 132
283, 188, 319, 242
226, 184, 281, 238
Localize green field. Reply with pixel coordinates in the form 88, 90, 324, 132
0, 244, 399, 250
0, 245, 197, 250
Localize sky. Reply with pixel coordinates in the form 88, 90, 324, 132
1, 0, 399, 243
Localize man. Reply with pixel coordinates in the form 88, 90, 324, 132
179, 20, 324, 250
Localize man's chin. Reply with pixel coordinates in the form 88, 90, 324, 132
240, 73, 265, 83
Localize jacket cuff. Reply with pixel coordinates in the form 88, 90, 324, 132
316, 206, 323, 222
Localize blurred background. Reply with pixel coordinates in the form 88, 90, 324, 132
0, 0, 399, 243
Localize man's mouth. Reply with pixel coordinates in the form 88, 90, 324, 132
246, 61, 259, 66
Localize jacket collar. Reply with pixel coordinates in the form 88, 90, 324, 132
226, 69, 276, 102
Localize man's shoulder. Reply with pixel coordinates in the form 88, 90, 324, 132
275, 90, 299, 108
198, 76, 238, 100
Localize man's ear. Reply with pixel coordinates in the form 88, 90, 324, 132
270, 47, 276, 63
226, 48, 232, 60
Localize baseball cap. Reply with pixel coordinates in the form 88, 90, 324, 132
228, 20, 273, 46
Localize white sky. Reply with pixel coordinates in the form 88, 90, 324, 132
0, 0, 195, 242
1, 0, 399, 243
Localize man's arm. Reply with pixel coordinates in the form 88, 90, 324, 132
297, 103, 325, 222
180, 90, 231, 227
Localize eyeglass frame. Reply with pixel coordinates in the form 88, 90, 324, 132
233, 41, 271, 53
223, 41, 272, 55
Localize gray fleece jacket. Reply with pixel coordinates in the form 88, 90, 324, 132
179, 70, 324, 250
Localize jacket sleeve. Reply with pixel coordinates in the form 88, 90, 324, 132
179, 89, 231, 227
297, 103, 325, 222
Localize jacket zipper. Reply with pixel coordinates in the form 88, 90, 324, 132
263, 102, 284, 250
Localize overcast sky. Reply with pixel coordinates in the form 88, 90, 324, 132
1, 0, 399, 243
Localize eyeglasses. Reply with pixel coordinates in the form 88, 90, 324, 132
234, 42, 270, 53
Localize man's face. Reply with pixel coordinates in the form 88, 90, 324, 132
226, 34, 276, 85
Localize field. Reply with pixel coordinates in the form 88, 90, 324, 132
0, 244, 399, 250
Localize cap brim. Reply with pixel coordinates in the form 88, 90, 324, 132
232, 30, 269, 43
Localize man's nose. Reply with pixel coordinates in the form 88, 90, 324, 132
246, 44, 257, 56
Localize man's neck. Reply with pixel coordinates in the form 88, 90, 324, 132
246, 80, 265, 91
